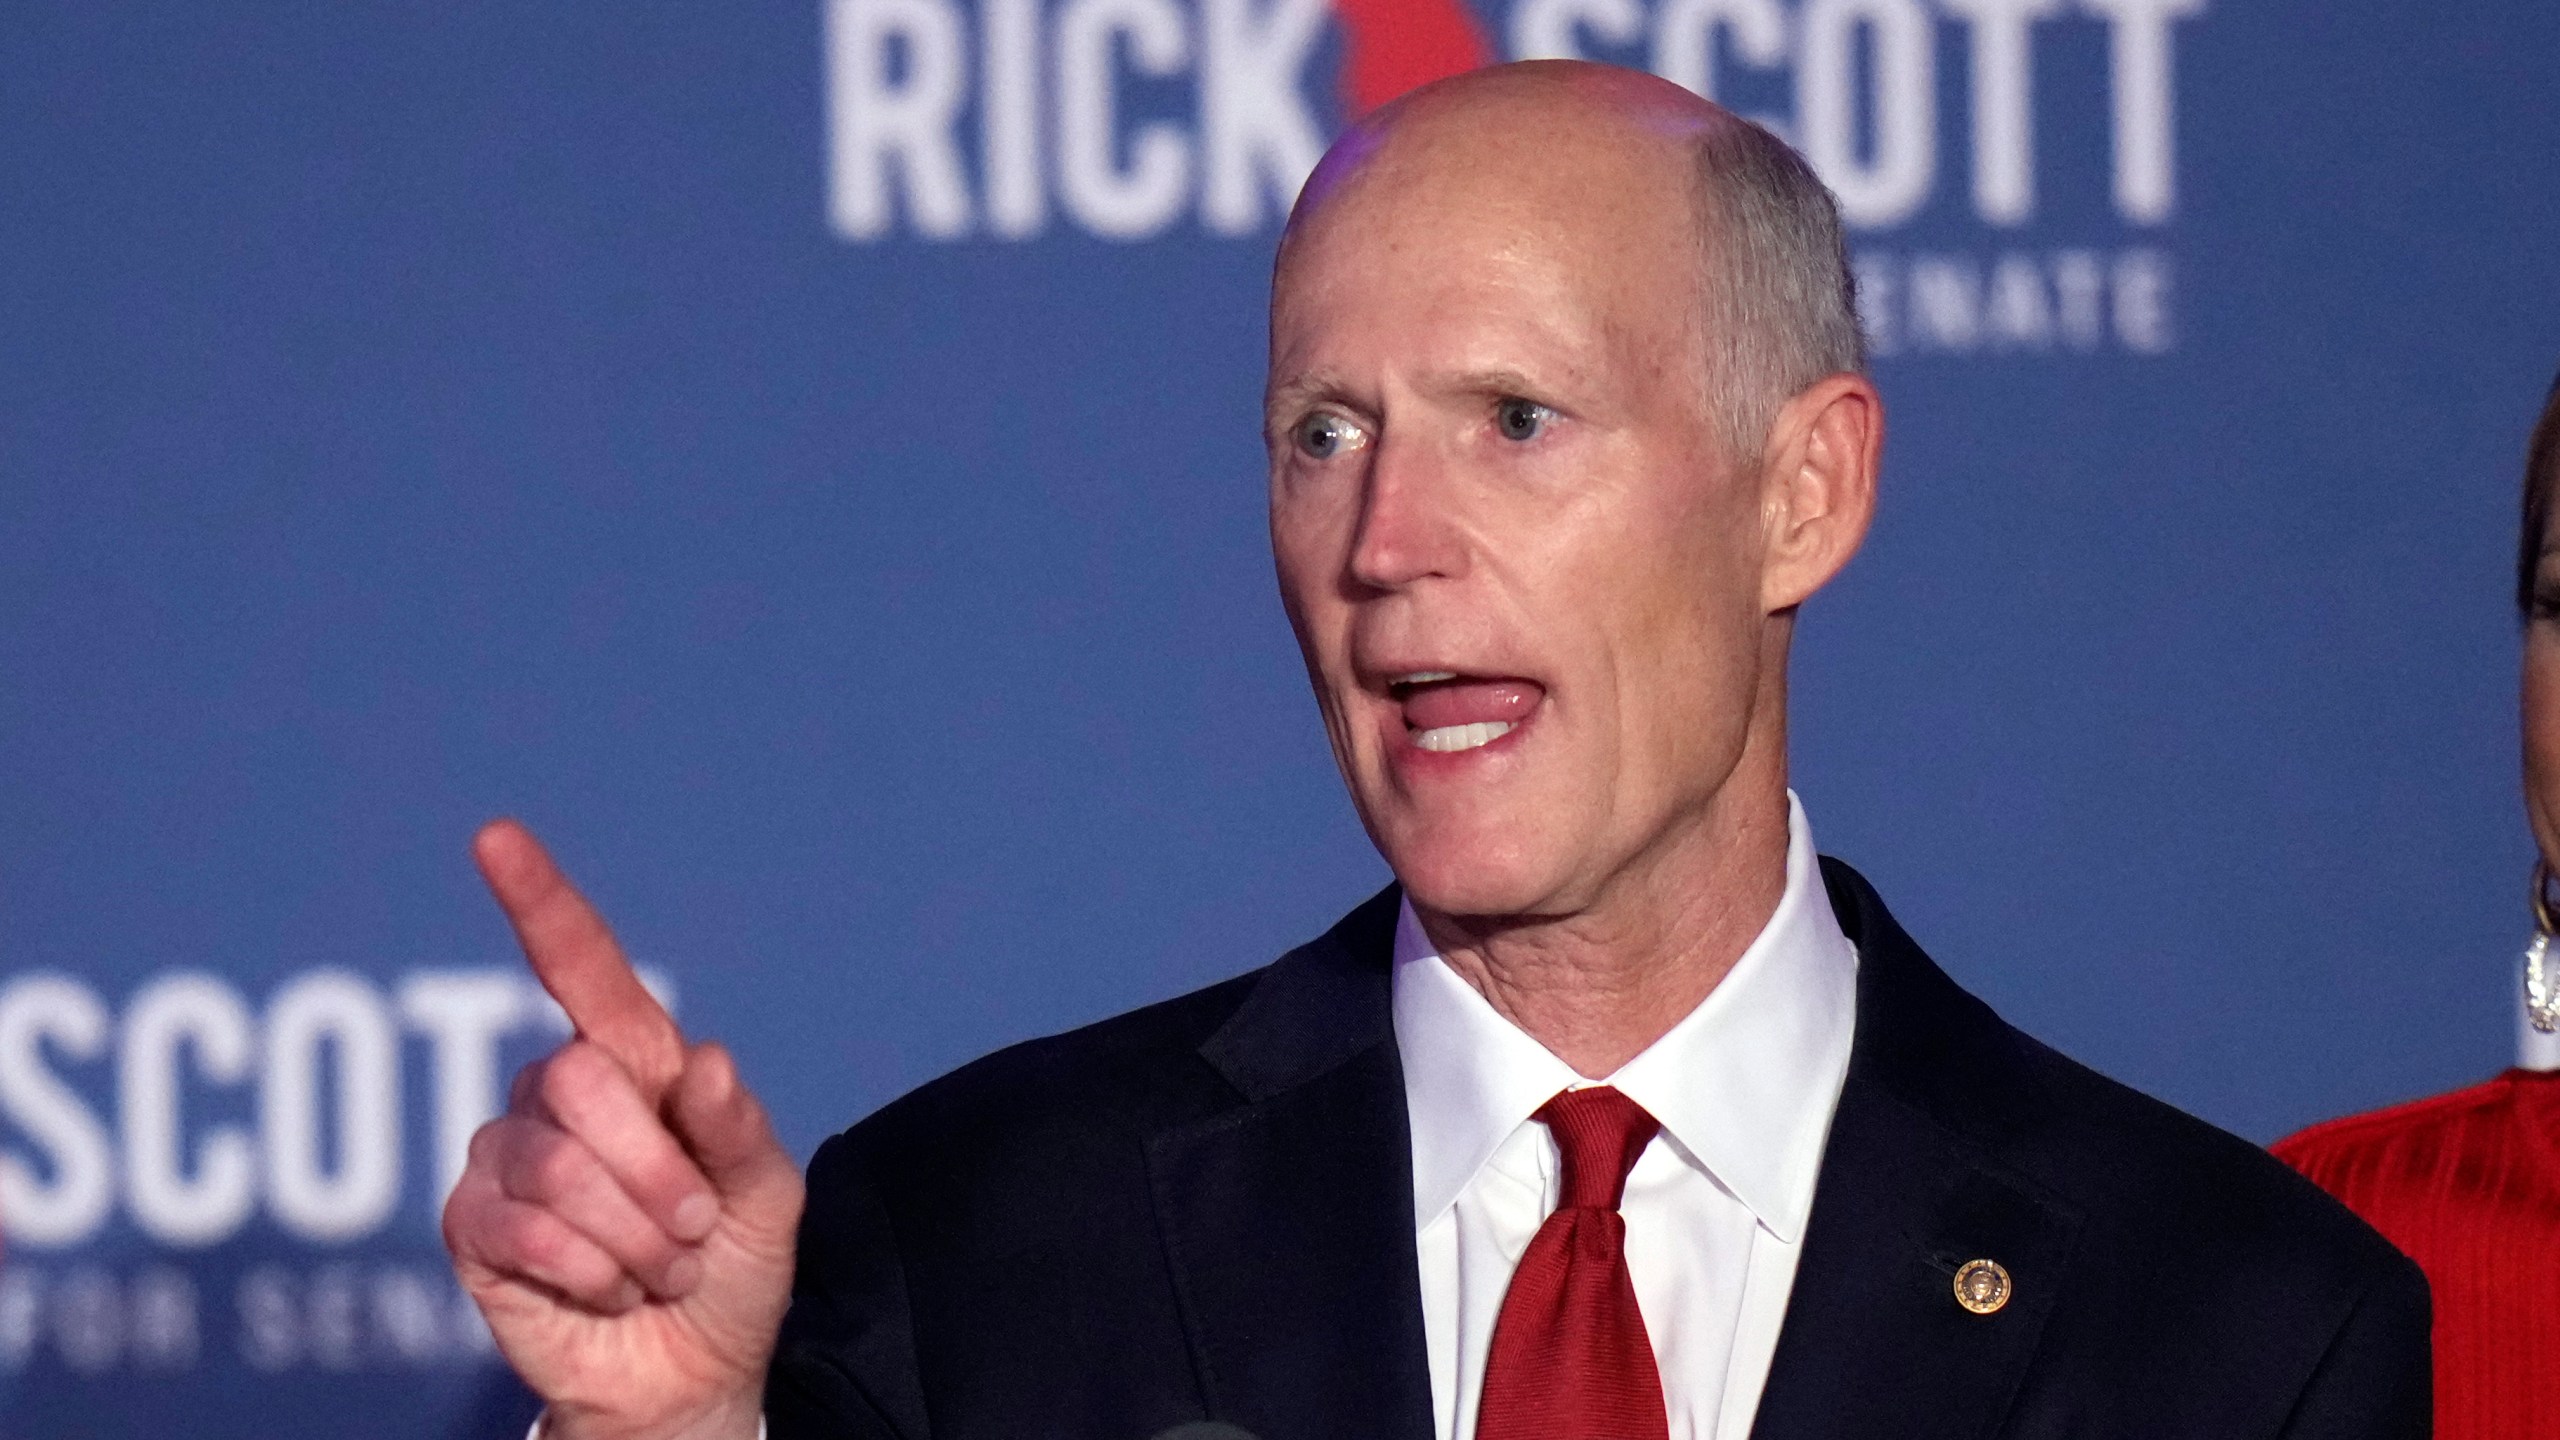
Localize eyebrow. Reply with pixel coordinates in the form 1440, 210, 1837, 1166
1265, 366, 1560, 415
1437, 368, 1547, 400
1263, 373, 1362, 420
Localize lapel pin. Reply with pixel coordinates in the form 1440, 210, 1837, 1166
1953, 1258, 2012, 1315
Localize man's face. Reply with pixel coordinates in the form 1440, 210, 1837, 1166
1266, 110, 1781, 920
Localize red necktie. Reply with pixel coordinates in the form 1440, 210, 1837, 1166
1474, 1086, 1669, 1440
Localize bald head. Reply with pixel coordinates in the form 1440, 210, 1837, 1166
1276, 61, 1862, 463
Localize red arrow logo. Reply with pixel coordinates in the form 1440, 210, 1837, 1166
1330, 0, 1494, 115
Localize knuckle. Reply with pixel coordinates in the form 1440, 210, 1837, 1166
536, 1048, 590, 1112
513, 1217, 609, 1300
621, 1228, 682, 1278
464, 1117, 512, 1169
627, 1137, 697, 1196
540, 1041, 627, 1123
442, 1174, 512, 1260
526, 1132, 593, 1202
497, 1206, 562, 1272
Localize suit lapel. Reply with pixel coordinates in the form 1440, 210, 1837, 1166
1144, 864, 2078, 1440
1747, 1078, 2081, 1440
1146, 889, 1437, 1440
1751, 860, 2084, 1440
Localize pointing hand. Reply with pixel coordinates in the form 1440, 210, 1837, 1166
443, 821, 803, 1440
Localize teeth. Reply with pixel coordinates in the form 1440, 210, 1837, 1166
1393, 671, 1458, 686
1415, 721, 1514, 753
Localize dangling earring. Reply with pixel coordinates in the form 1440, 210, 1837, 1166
2527, 859, 2560, 1034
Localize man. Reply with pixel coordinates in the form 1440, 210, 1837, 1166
445, 62, 2429, 1440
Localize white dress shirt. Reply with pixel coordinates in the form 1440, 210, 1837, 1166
1395, 792, 1858, 1440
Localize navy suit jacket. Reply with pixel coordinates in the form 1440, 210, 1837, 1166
766, 860, 2430, 1439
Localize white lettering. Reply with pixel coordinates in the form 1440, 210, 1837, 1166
1, 1265, 201, 1374
983, 0, 1047, 237
1797, 0, 1937, 228
1199, 0, 1328, 235
2051, 247, 2105, 348
1852, 247, 2172, 354
225, 1263, 484, 1371
121, 974, 257, 1248
1651, 0, 1787, 113
1984, 251, 2053, 347
305, 1265, 363, 1369
238, 1267, 300, 1371
0, 975, 114, 1248
262, 973, 400, 1244
1908, 253, 1983, 350
1940, 0, 2062, 224
2080, 0, 2203, 223
826, 0, 976, 239
815, 0, 2210, 253
0, 1267, 36, 1367
371, 1268, 448, 1363
129, 1266, 199, 1369
397, 972, 524, 1208
55, 1267, 120, 1373
1056, 0, 1194, 238
2113, 246, 2172, 351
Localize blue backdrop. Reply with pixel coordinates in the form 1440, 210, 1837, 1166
5, 1, 2558, 1434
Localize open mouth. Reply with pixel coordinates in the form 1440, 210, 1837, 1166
1387, 671, 1545, 753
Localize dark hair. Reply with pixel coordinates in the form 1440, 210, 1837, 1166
2520, 367, 2560, 616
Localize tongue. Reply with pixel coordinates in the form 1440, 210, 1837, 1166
1403, 678, 1544, 731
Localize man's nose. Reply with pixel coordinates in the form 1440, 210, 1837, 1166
1345, 435, 1466, 593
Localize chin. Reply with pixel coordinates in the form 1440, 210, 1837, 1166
1376, 819, 1570, 921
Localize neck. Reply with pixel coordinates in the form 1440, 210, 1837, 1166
1417, 761, 1792, 1079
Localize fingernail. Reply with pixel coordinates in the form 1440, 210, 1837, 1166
672, 1192, 719, 1240
664, 1252, 703, 1296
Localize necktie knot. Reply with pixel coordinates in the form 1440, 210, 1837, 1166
1534, 1086, 1659, 1212
1479, 1084, 1670, 1440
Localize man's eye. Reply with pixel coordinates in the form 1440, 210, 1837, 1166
1293, 412, 1363, 460
1495, 398, 1553, 442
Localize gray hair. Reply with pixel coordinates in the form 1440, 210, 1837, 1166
1688, 114, 1867, 464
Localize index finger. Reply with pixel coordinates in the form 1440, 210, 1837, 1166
474, 819, 685, 1095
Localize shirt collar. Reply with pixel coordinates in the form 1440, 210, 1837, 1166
1391, 791, 1858, 1245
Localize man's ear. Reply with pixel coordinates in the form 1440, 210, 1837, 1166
1757, 373, 1882, 613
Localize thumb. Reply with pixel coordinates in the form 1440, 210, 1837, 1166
669, 1042, 803, 1225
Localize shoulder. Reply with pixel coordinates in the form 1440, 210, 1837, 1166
772, 925, 1327, 1437
813, 964, 1264, 1191
1934, 996, 2435, 1401
1821, 857, 2422, 1315
807, 883, 1401, 1199
1998, 1035, 2432, 1420
2004, 1027, 2416, 1292
2271, 1072, 2539, 1261
2273, 1071, 2519, 1179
